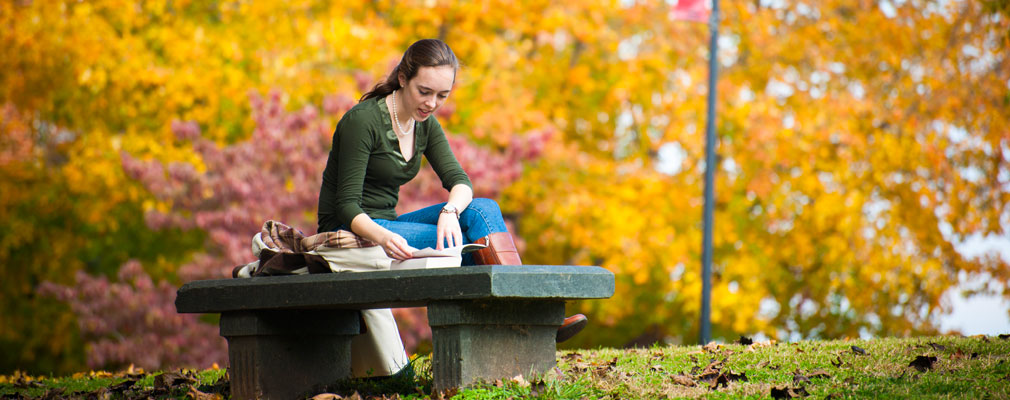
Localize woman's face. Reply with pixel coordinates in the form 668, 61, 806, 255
398, 65, 454, 122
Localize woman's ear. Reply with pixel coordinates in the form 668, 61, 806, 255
398, 72, 407, 88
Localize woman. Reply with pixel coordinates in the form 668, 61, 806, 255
317, 39, 586, 376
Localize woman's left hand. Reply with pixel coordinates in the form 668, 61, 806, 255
436, 212, 463, 250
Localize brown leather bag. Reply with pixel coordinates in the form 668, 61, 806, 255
472, 232, 523, 265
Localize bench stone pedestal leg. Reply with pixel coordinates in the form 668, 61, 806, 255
428, 300, 564, 391
220, 310, 360, 400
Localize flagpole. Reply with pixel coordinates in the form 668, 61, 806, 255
699, 0, 719, 345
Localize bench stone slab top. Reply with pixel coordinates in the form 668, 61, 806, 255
176, 265, 615, 313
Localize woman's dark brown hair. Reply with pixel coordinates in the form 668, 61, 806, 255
359, 39, 460, 102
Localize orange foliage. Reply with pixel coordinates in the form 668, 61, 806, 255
2, 0, 1009, 371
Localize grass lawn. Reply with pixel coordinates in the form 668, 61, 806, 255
2, 335, 1008, 399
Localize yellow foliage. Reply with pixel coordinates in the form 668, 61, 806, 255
2, 0, 1009, 361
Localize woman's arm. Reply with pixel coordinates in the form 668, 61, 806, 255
350, 213, 416, 260
437, 184, 473, 249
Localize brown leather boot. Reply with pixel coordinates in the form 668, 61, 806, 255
473, 232, 523, 265
556, 314, 588, 343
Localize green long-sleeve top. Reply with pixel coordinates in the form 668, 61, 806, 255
317, 96, 472, 233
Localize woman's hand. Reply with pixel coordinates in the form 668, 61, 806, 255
379, 231, 416, 260
436, 212, 463, 250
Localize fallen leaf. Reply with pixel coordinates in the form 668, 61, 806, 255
570, 361, 591, 372
154, 371, 193, 390
696, 371, 720, 385
40, 387, 67, 400
710, 373, 730, 389
771, 386, 791, 399
928, 342, 947, 351
909, 355, 938, 372
188, 386, 223, 400
830, 356, 844, 367
757, 360, 770, 368
108, 379, 135, 392
851, 346, 867, 355
650, 365, 665, 372
702, 342, 722, 353
724, 371, 747, 382
671, 374, 697, 387
494, 379, 504, 388
737, 336, 754, 345
310, 394, 343, 400
771, 386, 809, 399
808, 369, 831, 380
793, 373, 811, 385
512, 375, 530, 388
529, 380, 547, 397
703, 357, 726, 373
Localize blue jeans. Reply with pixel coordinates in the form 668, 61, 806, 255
374, 198, 508, 265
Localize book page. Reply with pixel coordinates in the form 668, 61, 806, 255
410, 243, 486, 258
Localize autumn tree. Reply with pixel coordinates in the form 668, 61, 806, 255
509, 0, 1010, 345
5, 0, 1008, 372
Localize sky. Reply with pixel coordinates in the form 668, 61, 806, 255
941, 234, 1010, 335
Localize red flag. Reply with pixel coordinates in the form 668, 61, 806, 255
670, 0, 710, 23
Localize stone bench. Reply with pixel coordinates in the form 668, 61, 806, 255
175, 265, 614, 399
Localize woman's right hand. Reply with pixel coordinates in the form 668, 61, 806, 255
379, 232, 416, 260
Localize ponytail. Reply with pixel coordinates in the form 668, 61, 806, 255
360, 65, 401, 102
359, 39, 459, 102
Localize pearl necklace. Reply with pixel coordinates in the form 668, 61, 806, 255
391, 90, 414, 136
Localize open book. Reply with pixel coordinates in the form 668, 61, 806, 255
390, 243, 487, 270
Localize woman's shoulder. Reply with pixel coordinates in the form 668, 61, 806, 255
339, 97, 383, 126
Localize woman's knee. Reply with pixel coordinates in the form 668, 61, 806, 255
467, 198, 501, 214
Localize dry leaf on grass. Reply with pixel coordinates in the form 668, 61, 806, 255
671, 374, 697, 387
529, 380, 547, 397
108, 379, 135, 392
850, 346, 867, 355
187, 386, 223, 400
771, 385, 809, 398
702, 342, 722, 353
909, 355, 938, 372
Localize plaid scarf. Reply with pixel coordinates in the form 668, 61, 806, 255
242, 220, 379, 277
260, 220, 377, 252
